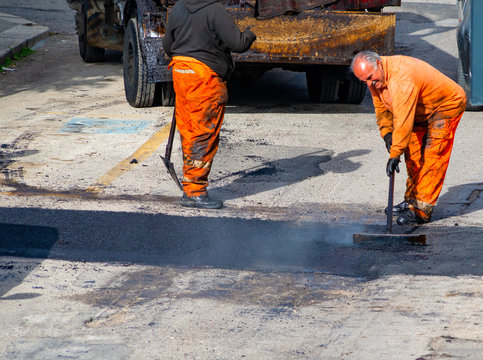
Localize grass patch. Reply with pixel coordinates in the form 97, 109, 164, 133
1, 47, 35, 72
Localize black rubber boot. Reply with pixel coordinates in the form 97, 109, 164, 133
385, 200, 409, 215
396, 209, 429, 225
181, 193, 223, 209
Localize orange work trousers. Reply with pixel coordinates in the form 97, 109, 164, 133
170, 56, 228, 197
404, 112, 463, 220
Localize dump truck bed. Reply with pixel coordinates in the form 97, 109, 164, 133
229, 8, 396, 65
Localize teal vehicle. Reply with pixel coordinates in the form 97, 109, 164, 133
457, 0, 483, 110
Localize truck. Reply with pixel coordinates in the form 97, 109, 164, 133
66, 0, 400, 108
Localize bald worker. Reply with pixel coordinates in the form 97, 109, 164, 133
351, 51, 466, 225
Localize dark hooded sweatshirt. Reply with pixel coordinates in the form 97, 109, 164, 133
162, 0, 256, 80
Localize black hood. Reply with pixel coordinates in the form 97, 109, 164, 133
184, 0, 219, 13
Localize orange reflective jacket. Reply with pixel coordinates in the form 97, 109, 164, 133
368, 56, 466, 158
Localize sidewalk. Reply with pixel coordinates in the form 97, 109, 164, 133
0, 12, 49, 66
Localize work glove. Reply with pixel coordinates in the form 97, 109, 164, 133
386, 157, 400, 177
383, 133, 392, 153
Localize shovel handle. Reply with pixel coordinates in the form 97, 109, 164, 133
386, 172, 395, 234
165, 110, 176, 160
161, 108, 183, 191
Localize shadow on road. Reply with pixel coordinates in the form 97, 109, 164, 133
433, 182, 483, 222
212, 149, 370, 201
392, 3, 459, 79
0, 205, 481, 299
226, 70, 376, 113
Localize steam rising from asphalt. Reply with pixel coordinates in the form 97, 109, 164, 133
178, 217, 367, 273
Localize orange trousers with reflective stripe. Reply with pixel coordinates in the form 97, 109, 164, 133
404, 113, 463, 220
170, 56, 228, 197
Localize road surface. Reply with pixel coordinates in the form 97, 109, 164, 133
0, 1, 481, 359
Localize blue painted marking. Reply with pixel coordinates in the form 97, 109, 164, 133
60, 118, 151, 135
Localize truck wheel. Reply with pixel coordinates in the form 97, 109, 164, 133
306, 69, 339, 103
156, 82, 175, 107
123, 18, 156, 108
77, 2, 104, 62
338, 80, 367, 104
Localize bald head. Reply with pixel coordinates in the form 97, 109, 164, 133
351, 51, 385, 90
351, 51, 380, 72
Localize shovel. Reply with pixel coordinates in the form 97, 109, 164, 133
353, 172, 426, 245
160, 109, 183, 191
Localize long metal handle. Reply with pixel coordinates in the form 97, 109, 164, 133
165, 110, 176, 161
160, 108, 183, 191
386, 172, 395, 234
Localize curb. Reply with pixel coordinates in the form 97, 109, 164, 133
0, 12, 50, 66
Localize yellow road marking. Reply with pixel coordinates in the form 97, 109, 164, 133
86, 123, 172, 195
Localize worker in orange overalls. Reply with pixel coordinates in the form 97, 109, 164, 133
162, 0, 256, 209
351, 51, 466, 224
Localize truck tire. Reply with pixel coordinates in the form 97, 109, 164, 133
77, 2, 105, 63
338, 80, 367, 104
123, 18, 156, 108
306, 69, 339, 103
156, 81, 175, 107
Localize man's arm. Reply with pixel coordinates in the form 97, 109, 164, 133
162, 31, 173, 58
162, 19, 174, 57
376, 109, 394, 138
389, 81, 419, 158
369, 87, 394, 138
211, 3, 256, 53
